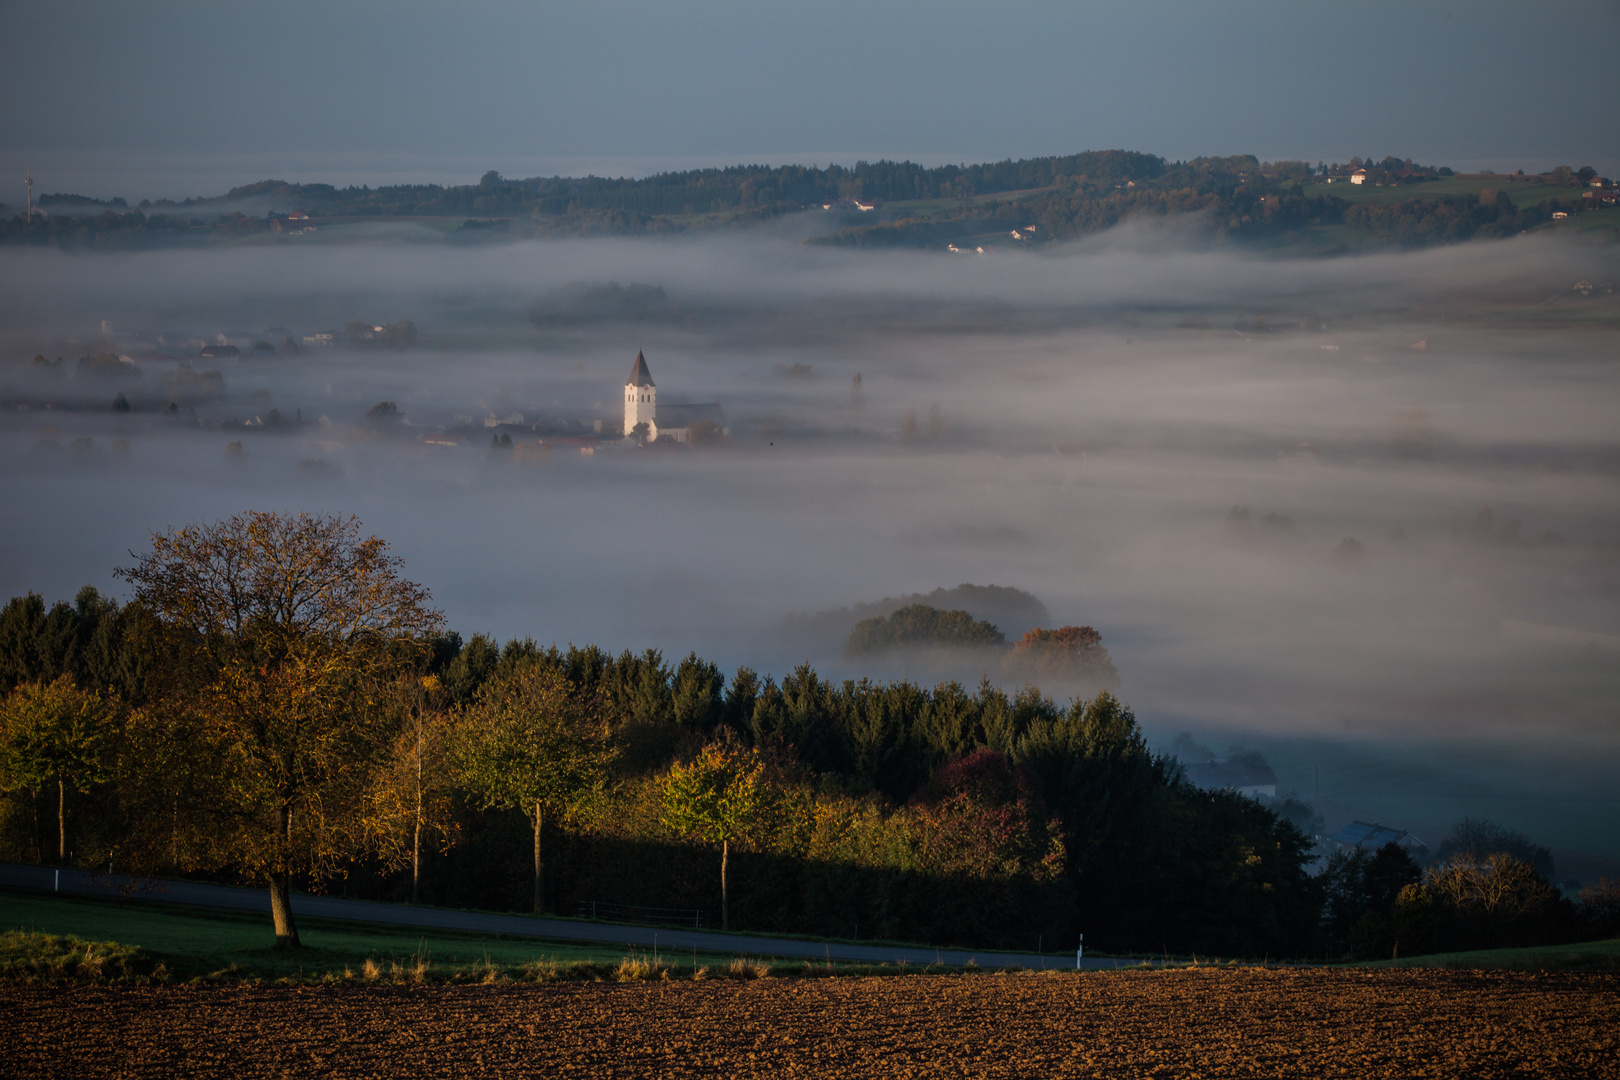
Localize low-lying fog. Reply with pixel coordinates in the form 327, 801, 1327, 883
3, 223, 1617, 857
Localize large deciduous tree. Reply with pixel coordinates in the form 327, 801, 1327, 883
457, 660, 611, 915
117, 511, 441, 946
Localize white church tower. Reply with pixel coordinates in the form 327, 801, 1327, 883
624, 350, 656, 439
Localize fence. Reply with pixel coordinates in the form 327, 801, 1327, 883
576, 899, 704, 929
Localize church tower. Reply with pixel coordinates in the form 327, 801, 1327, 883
624, 350, 656, 438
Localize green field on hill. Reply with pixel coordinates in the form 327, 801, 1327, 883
1305, 176, 1578, 209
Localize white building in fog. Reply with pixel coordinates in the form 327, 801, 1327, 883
623, 351, 726, 444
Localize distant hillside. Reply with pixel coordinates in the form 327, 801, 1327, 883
2, 151, 1612, 251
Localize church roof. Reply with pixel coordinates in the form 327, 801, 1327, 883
627, 351, 655, 388
656, 402, 726, 428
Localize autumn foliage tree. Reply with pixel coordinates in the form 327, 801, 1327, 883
117, 511, 441, 946
1002, 626, 1118, 688
661, 741, 778, 930
907, 748, 1065, 881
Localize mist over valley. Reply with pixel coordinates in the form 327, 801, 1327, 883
2, 226, 1616, 859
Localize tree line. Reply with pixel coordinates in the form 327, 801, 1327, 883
815, 164, 1590, 250
7, 151, 1607, 251
1, 512, 1611, 958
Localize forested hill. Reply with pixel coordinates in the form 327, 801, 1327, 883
2, 151, 1613, 252
144, 150, 1172, 218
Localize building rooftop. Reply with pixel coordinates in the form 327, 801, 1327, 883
1331, 820, 1426, 851
657, 402, 726, 428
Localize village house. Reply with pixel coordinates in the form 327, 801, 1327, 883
1350, 169, 1367, 185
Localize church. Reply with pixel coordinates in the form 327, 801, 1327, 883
623, 351, 727, 443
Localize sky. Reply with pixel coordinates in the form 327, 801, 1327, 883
2, 0, 1619, 200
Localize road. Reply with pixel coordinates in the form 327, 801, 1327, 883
0, 862, 1123, 970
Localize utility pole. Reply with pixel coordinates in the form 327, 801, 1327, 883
26, 170, 34, 223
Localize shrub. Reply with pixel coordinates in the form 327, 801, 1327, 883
1576, 878, 1620, 939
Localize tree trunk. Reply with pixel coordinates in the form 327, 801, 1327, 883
269, 872, 300, 948
411, 778, 423, 906
721, 838, 729, 932
532, 802, 544, 916
270, 799, 301, 947
411, 724, 424, 906
57, 778, 65, 864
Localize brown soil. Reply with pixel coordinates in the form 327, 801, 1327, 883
3, 968, 1615, 1079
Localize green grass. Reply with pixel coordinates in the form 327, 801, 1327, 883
1304, 176, 1571, 209
877, 187, 1057, 217
1359, 938, 1620, 972
0, 889, 885, 984
1565, 206, 1620, 233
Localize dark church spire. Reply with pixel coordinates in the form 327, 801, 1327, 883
627, 350, 655, 387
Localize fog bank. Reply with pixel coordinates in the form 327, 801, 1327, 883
2, 229, 1616, 854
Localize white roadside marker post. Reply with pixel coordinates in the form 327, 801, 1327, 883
1075, 934, 1084, 970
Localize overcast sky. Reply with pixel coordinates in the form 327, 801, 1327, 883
3, 0, 1618, 200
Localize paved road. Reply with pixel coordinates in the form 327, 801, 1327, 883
1, 862, 1122, 970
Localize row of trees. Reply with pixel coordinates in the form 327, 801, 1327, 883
0, 210, 259, 250
1318, 839, 1616, 960
842, 607, 1120, 689
1340, 192, 1576, 245
0, 512, 1313, 954
2, 512, 1606, 958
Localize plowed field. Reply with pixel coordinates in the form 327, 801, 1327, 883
4, 968, 1615, 1078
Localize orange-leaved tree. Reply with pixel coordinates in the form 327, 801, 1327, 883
117, 511, 441, 947
1002, 626, 1118, 687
